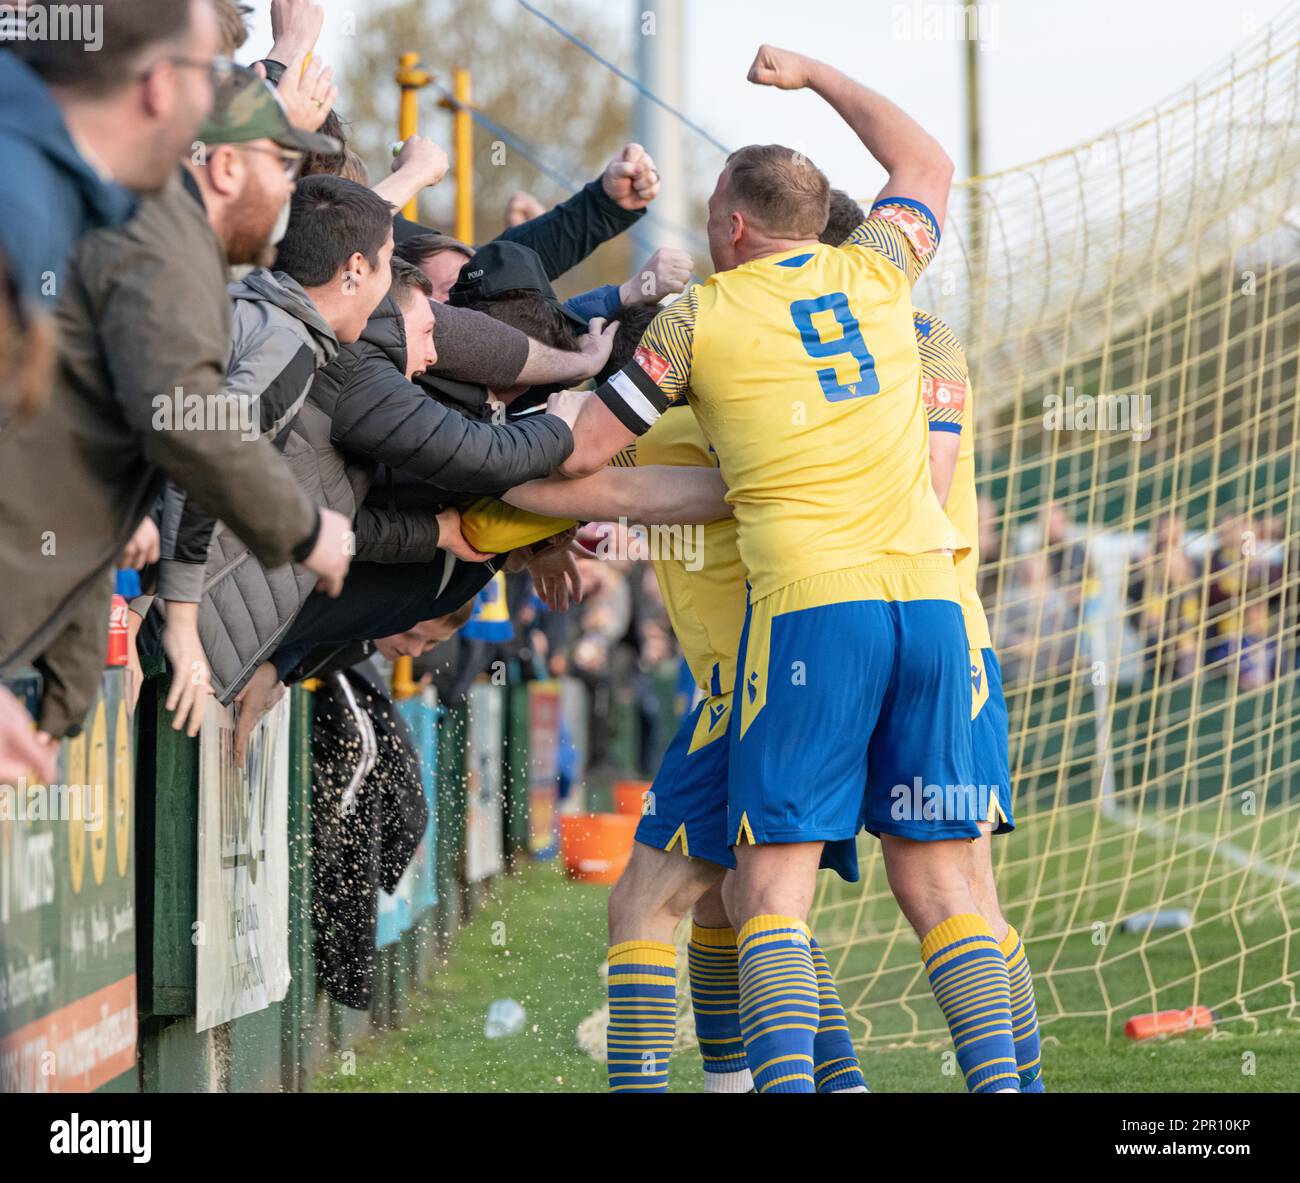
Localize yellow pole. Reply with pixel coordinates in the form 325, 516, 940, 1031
391, 656, 420, 701
439, 67, 475, 244
395, 52, 432, 222
454, 68, 474, 243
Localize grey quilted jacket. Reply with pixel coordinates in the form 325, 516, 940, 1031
155, 270, 437, 702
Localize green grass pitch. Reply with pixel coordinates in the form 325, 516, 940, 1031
312, 809, 1300, 1093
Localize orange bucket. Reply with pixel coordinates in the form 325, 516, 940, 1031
559, 813, 639, 884
613, 780, 651, 818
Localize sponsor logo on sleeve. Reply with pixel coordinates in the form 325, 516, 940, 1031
872, 203, 937, 257
633, 344, 672, 386
922, 375, 967, 412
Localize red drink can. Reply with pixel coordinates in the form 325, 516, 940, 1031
107, 594, 129, 667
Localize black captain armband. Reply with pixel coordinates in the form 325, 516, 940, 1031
595, 360, 671, 437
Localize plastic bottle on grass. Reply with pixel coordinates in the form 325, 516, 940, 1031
1121, 909, 1192, 933
485, 998, 526, 1038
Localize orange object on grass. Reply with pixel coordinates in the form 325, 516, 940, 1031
613, 780, 651, 818
1123, 1006, 1216, 1040
559, 813, 638, 884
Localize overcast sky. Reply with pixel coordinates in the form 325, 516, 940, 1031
242, 0, 1296, 197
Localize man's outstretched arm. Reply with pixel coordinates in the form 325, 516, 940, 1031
747, 44, 954, 233
503, 465, 732, 525
429, 301, 618, 389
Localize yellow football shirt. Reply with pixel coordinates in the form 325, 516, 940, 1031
619, 198, 966, 602
619, 311, 984, 701
613, 409, 747, 697
914, 308, 992, 649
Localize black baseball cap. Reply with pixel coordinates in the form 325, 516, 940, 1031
448, 240, 589, 328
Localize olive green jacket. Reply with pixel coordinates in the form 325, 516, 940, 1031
0, 170, 317, 737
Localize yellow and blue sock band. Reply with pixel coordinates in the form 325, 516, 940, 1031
810, 937, 867, 1092
736, 915, 819, 1093
920, 913, 1020, 1094
688, 924, 749, 1079
607, 940, 677, 1093
1000, 925, 1045, 1092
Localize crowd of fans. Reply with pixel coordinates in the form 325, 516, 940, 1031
983, 498, 1291, 694
0, 0, 695, 785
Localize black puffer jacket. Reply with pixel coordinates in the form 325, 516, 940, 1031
310, 295, 576, 533
146, 274, 444, 702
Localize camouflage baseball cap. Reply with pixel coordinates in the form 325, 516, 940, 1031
195, 64, 341, 154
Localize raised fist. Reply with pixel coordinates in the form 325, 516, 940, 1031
602, 143, 661, 211
747, 44, 811, 91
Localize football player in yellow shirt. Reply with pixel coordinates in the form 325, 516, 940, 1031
509, 45, 1020, 1093
610, 417, 870, 1094
913, 309, 1045, 1092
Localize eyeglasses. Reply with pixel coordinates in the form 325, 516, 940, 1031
235, 144, 305, 181
138, 54, 235, 89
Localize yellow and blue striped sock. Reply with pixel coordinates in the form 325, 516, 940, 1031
688, 924, 753, 1091
809, 937, 868, 1092
921, 913, 1020, 1093
607, 940, 677, 1093
736, 915, 819, 1093
1000, 925, 1045, 1092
